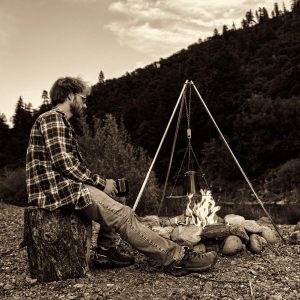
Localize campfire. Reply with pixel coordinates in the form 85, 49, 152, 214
139, 189, 279, 256
180, 189, 221, 228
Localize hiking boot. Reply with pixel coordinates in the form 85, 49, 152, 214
167, 249, 218, 277
91, 246, 135, 268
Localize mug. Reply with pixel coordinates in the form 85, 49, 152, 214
116, 178, 129, 197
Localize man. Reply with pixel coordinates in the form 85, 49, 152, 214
26, 76, 218, 276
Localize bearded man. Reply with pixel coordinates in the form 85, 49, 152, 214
26, 76, 218, 276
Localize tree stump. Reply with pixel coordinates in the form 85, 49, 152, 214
24, 206, 92, 282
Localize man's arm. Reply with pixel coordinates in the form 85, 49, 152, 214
40, 113, 106, 189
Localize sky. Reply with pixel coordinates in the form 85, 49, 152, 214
0, 0, 282, 125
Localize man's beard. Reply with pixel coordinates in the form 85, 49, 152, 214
69, 103, 85, 135
70, 102, 84, 118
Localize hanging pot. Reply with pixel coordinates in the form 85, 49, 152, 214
183, 171, 200, 196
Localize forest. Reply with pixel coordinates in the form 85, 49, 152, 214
1, 1, 300, 210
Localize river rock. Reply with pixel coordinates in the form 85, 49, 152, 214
221, 235, 243, 256
257, 216, 272, 227
294, 221, 300, 231
170, 225, 202, 246
224, 214, 245, 225
151, 226, 174, 239
260, 226, 278, 244
242, 220, 262, 233
229, 224, 249, 242
249, 234, 263, 253
290, 230, 300, 244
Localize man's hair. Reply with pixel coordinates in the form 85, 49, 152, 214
50, 77, 91, 106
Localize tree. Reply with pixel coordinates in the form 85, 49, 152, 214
241, 18, 248, 29
98, 70, 105, 84
0, 113, 11, 167
245, 10, 256, 26
222, 25, 228, 35
42, 90, 49, 105
213, 28, 219, 37
11, 96, 34, 166
274, 2, 281, 17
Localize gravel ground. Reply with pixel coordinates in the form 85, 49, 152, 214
0, 202, 299, 300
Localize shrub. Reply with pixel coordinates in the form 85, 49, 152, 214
0, 168, 27, 206
79, 115, 161, 215
265, 158, 300, 195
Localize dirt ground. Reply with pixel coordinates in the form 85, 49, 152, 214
0, 202, 299, 300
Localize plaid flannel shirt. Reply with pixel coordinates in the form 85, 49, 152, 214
26, 109, 106, 211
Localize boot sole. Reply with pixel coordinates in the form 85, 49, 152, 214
170, 263, 214, 277
92, 255, 134, 268
169, 255, 218, 277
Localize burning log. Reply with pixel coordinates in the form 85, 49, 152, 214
201, 223, 249, 242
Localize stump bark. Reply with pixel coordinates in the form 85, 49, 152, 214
24, 206, 92, 282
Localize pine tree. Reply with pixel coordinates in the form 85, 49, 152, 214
222, 25, 228, 35
245, 10, 256, 26
0, 113, 11, 167
98, 70, 105, 84
274, 2, 281, 16
42, 90, 49, 105
213, 28, 219, 36
11, 96, 34, 166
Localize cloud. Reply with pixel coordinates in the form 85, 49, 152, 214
0, 12, 16, 46
105, 0, 275, 57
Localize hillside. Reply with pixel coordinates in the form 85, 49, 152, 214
87, 3, 300, 200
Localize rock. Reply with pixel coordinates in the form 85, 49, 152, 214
224, 214, 245, 225
168, 215, 186, 227
193, 243, 206, 253
138, 215, 160, 228
260, 226, 278, 244
213, 214, 224, 224
242, 220, 262, 233
159, 217, 172, 227
221, 235, 243, 256
229, 224, 249, 242
290, 230, 300, 244
151, 226, 174, 239
257, 216, 272, 227
170, 225, 202, 246
294, 221, 300, 231
249, 234, 263, 254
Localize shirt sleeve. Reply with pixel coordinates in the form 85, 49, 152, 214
39, 113, 106, 190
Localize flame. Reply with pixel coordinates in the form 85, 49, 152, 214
184, 189, 221, 229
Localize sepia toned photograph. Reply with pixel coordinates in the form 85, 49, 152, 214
0, 0, 299, 299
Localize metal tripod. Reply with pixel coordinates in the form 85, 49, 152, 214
132, 80, 286, 244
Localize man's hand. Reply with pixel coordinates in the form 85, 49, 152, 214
103, 179, 118, 197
